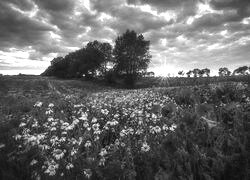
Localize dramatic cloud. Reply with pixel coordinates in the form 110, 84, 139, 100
0, 0, 249, 75
210, 0, 250, 19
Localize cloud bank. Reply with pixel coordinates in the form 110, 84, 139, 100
0, 0, 249, 75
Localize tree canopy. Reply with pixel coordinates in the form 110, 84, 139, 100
42, 40, 112, 79
218, 67, 231, 76
113, 30, 151, 76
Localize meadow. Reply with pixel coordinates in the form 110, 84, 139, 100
0, 75, 250, 180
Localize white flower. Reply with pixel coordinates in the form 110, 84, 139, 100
44, 160, 59, 176
99, 148, 107, 156
48, 103, 54, 108
120, 129, 126, 137
127, 127, 134, 134
0, 144, 5, 149
70, 148, 77, 156
135, 129, 143, 135
34, 101, 43, 107
84, 140, 92, 148
94, 136, 100, 141
47, 117, 54, 122
14, 134, 22, 140
108, 120, 118, 126
74, 104, 83, 108
30, 159, 38, 166
91, 117, 97, 123
39, 144, 50, 151
50, 127, 56, 131
66, 163, 74, 170
72, 119, 79, 125
32, 121, 38, 128
94, 130, 101, 136
99, 157, 106, 166
141, 142, 150, 152
154, 126, 161, 133
101, 109, 109, 115
162, 124, 169, 131
79, 112, 88, 120
45, 109, 53, 115
138, 120, 143, 125
61, 131, 67, 135
53, 149, 64, 160
27, 135, 37, 144
83, 121, 89, 128
19, 122, 26, 127
65, 124, 74, 131
169, 124, 177, 131
83, 169, 92, 179
152, 113, 157, 119
92, 123, 100, 131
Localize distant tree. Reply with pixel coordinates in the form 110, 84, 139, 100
203, 68, 210, 77
113, 30, 151, 86
218, 67, 231, 76
198, 69, 205, 77
192, 68, 200, 78
147, 71, 155, 77
233, 66, 249, 75
178, 70, 184, 76
186, 70, 192, 77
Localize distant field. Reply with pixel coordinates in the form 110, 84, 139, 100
0, 75, 250, 180
136, 75, 250, 88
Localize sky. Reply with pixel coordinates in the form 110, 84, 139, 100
0, 0, 250, 76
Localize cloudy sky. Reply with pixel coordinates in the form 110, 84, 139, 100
0, 0, 250, 76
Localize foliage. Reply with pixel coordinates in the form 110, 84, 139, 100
185, 68, 210, 78
218, 67, 231, 76
113, 30, 151, 87
233, 66, 249, 75
42, 41, 112, 79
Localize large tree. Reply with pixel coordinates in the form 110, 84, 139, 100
113, 30, 151, 85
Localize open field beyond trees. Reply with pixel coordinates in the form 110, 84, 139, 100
0, 75, 250, 180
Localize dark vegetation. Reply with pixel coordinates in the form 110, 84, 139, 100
0, 76, 250, 180
42, 30, 151, 88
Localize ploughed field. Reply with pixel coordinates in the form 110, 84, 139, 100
0, 75, 250, 180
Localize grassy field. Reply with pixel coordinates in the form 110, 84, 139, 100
0, 75, 250, 180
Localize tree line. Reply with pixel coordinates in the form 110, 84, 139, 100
178, 66, 250, 78
42, 30, 151, 86
42, 29, 249, 85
